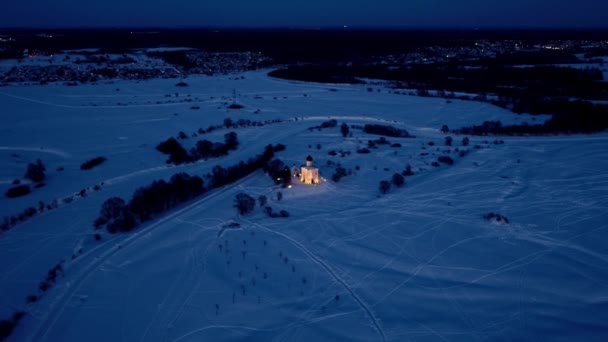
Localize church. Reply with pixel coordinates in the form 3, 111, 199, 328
300, 155, 319, 184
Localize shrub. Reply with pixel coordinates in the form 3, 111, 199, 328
224, 132, 239, 150
392, 173, 405, 187
320, 119, 337, 128
0, 320, 15, 340
258, 195, 267, 207
356, 148, 370, 154
80, 156, 107, 170
379, 180, 391, 194
438, 156, 454, 165
106, 209, 137, 233
156, 137, 190, 164
340, 122, 349, 137
6, 185, 31, 198
445, 136, 453, 146
95, 197, 138, 233
483, 212, 510, 224
100, 197, 127, 222
441, 124, 450, 134
235, 193, 256, 215
224, 117, 233, 128
462, 136, 470, 146
403, 164, 414, 176
264, 159, 291, 187
25, 159, 45, 182
332, 165, 348, 182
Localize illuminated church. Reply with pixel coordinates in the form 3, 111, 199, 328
300, 155, 319, 184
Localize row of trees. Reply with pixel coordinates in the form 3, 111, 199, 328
95, 144, 284, 233
379, 173, 406, 195
80, 156, 107, 170
456, 109, 608, 136
156, 131, 239, 164
363, 124, 412, 138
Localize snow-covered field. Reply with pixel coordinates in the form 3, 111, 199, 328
1, 68, 607, 341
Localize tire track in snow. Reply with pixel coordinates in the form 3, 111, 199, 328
0, 146, 71, 158
243, 219, 387, 342
26, 173, 258, 342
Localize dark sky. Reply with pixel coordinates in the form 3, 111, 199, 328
2, 0, 607, 29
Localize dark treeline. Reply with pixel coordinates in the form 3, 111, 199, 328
363, 124, 413, 138
80, 156, 107, 170
3, 28, 608, 63
271, 63, 608, 133
456, 108, 608, 135
270, 64, 606, 100
156, 131, 239, 164
95, 144, 284, 233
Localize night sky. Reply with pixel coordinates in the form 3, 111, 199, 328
1, 0, 607, 29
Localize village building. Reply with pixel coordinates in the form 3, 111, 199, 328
300, 155, 319, 184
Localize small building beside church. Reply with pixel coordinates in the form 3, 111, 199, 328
300, 155, 319, 184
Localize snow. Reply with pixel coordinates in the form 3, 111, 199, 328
1, 66, 607, 341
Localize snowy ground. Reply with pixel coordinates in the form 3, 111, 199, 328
1, 68, 607, 341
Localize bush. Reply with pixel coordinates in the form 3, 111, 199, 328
224, 132, 239, 150
392, 173, 405, 187
340, 122, 349, 137
0, 320, 15, 340
462, 136, 470, 146
445, 136, 453, 146
156, 137, 190, 164
6, 185, 31, 198
80, 156, 107, 170
356, 148, 370, 154
100, 197, 127, 222
235, 193, 256, 215
332, 165, 348, 182
320, 119, 337, 128
441, 124, 450, 134
379, 180, 391, 194
258, 195, 267, 207
483, 212, 510, 224
403, 164, 414, 176
106, 208, 137, 233
25, 159, 45, 183
363, 124, 412, 138
438, 156, 454, 165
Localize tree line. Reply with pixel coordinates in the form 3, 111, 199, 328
156, 131, 239, 164
94, 144, 285, 233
